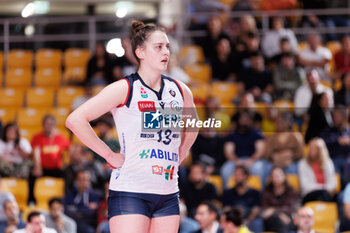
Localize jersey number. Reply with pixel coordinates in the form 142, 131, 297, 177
157, 129, 172, 145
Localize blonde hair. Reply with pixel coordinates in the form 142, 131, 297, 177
306, 138, 330, 169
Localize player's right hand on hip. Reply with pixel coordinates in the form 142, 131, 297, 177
106, 152, 125, 169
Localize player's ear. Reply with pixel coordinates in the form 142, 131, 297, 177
135, 47, 145, 60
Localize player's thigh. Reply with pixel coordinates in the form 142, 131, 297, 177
149, 215, 180, 233
109, 214, 150, 233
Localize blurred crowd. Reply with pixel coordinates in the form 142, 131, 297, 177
1, 0, 350, 232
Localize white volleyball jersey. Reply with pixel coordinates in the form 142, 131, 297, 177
109, 72, 184, 194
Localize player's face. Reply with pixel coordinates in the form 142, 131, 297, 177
140, 30, 170, 72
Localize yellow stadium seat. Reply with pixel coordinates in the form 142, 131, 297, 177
34, 68, 61, 87
304, 201, 338, 233
7, 49, 33, 69
35, 48, 62, 69
189, 82, 211, 103
208, 175, 224, 195
26, 88, 55, 109
184, 64, 211, 83
56, 86, 84, 108
335, 173, 341, 194
63, 66, 87, 84
298, 41, 308, 51
34, 177, 65, 210
64, 48, 90, 67
5, 68, 32, 88
20, 126, 40, 141
228, 175, 262, 191
0, 88, 24, 109
1, 178, 28, 210
286, 174, 300, 191
49, 107, 69, 128
0, 108, 17, 124
17, 108, 47, 129
210, 82, 238, 104
273, 100, 295, 112
326, 40, 341, 55
178, 45, 205, 65
217, 0, 236, 7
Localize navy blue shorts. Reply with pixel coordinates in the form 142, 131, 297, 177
107, 190, 179, 219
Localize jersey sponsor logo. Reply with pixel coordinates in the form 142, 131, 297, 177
170, 100, 182, 112
139, 149, 179, 162
140, 87, 148, 98
169, 88, 176, 97
152, 165, 163, 175
164, 165, 175, 180
140, 133, 155, 138
151, 165, 175, 180
138, 101, 156, 112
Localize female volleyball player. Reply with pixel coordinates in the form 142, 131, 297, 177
66, 20, 198, 233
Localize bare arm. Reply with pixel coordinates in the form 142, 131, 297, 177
345, 203, 350, 220
178, 81, 199, 164
65, 80, 128, 166
251, 139, 265, 161
224, 141, 237, 161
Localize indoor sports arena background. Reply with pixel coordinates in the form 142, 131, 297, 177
0, 0, 349, 233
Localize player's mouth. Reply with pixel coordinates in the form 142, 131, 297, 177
161, 57, 169, 63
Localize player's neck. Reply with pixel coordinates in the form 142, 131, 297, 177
138, 66, 162, 91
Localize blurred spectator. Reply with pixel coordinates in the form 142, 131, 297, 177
0, 123, 33, 178
335, 35, 350, 75
64, 144, 107, 193
335, 72, 350, 106
290, 207, 315, 233
29, 115, 70, 204
233, 31, 261, 73
273, 52, 305, 100
232, 0, 258, 11
196, 16, 230, 60
305, 92, 334, 143
262, 16, 298, 59
31, 114, 70, 177
0, 200, 25, 233
90, 115, 119, 164
321, 106, 350, 175
180, 163, 218, 218
222, 165, 262, 233
111, 37, 138, 79
164, 54, 190, 84
188, 0, 229, 30
269, 37, 295, 67
238, 52, 274, 104
341, 183, 350, 231
298, 33, 332, 81
178, 200, 200, 233
239, 15, 257, 35
220, 111, 265, 188
0, 177, 15, 223
86, 43, 113, 86
264, 112, 304, 176
71, 84, 94, 110
298, 138, 336, 204
261, 167, 299, 233
44, 198, 76, 233
233, 93, 263, 131
260, 0, 298, 11
65, 170, 100, 233
220, 207, 252, 233
13, 211, 56, 233
294, 69, 333, 119
194, 201, 223, 233
211, 37, 236, 81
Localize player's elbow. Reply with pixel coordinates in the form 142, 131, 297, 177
65, 113, 79, 131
